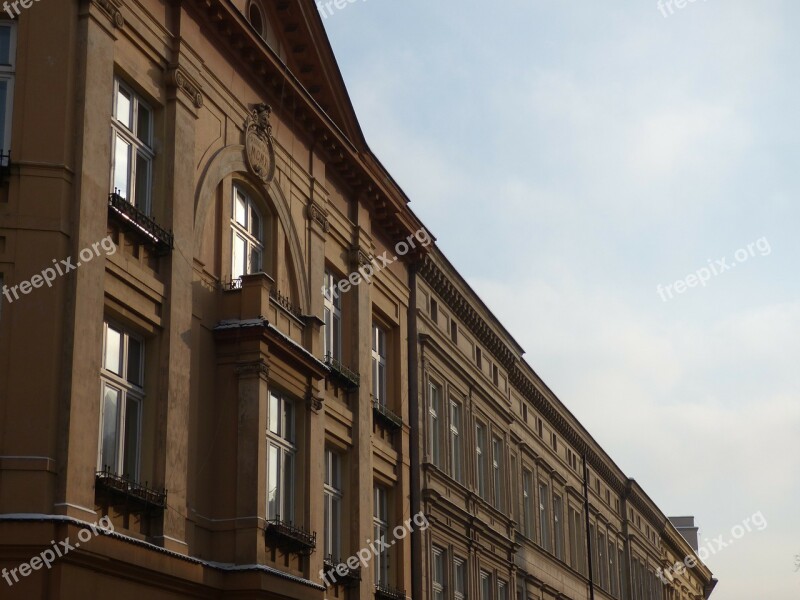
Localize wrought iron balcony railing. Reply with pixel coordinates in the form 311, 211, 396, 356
265, 518, 316, 555
323, 555, 362, 587
95, 468, 167, 514
372, 400, 403, 430
325, 353, 360, 390
108, 192, 174, 255
375, 584, 406, 600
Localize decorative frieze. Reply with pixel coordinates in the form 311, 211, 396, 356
234, 359, 269, 379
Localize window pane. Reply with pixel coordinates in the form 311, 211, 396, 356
113, 135, 131, 198
268, 393, 279, 435
126, 336, 143, 386
116, 87, 132, 129
136, 103, 151, 145
100, 385, 120, 472
283, 451, 294, 520
232, 234, 247, 280
0, 81, 7, 150
250, 205, 261, 237
267, 444, 279, 519
123, 398, 140, 479
281, 400, 293, 443
0, 26, 11, 65
234, 190, 247, 226
250, 247, 262, 274
134, 152, 150, 212
104, 325, 122, 374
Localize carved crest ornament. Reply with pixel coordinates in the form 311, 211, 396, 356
244, 103, 277, 185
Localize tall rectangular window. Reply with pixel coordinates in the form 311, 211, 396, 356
476, 423, 488, 500
99, 322, 144, 481
618, 547, 625, 599
453, 558, 466, 600
231, 185, 264, 280
432, 547, 445, 600
480, 571, 491, 600
111, 79, 154, 213
491, 435, 503, 510
522, 470, 534, 538
538, 482, 551, 551
429, 381, 443, 468
609, 539, 618, 597
323, 449, 342, 560
553, 493, 564, 561
497, 580, 508, 600
372, 323, 387, 405
598, 530, 607, 590
267, 391, 295, 521
450, 399, 463, 482
374, 486, 389, 586
0, 22, 15, 155
590, 523, 598, 585
322, 271, 342, 361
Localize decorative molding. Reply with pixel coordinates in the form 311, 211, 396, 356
244, 103, 276, 185
349, 246, 373, 269
306, 200, 330, 233
91, 0, 124, 28
235, 360, 270, 379
167, 67, 204, 109
306, 390, 323, 413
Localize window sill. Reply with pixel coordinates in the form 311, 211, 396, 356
108, 192, 173, 255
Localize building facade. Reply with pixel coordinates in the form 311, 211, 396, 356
0, 1, 715, 600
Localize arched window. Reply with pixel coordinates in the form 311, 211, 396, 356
231, 184, 264, 280
248, 1, 265, 38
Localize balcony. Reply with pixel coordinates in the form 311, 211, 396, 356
107, 192, 174, 255
375, 584, 406, 600
95, 468, 167, 515
323, 556, 362, 587
325, 353, 360, 390
265, 518, 316, 556
372, 400, 403, 431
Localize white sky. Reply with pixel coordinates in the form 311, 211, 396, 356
321, 1, 800, 597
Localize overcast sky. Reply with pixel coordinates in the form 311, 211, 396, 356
321, 1, 799, 597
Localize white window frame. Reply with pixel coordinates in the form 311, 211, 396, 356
429, 381, 443, 468
323, 448, 342, 559
475, 422, 488, 500
371, 323, 387, 405
110, 78, 154, 213
449, 398, 463, 482
322, 270, 342, 361
491, 435, 503, 510
266, 391, 295, 522
231, 184, 264, 281
98, 321, 144, 481
432, 546, 445, 600
373, 485, 389, 586
522, 469, 534, 538
553, 493, 565, 561
0, 22, 16, 155
453, 557, 466, 600
539, 481, 551, 552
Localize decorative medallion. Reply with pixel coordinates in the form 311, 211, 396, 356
244, 103, 276, 185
